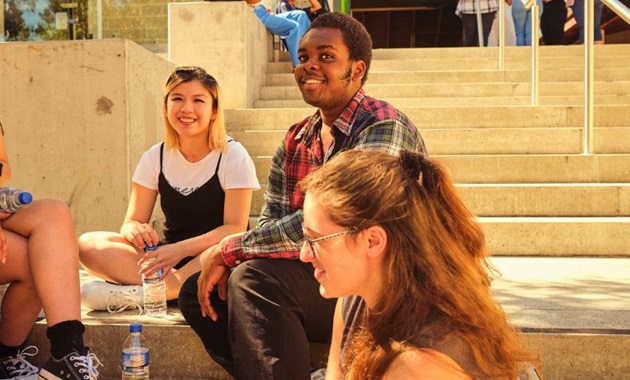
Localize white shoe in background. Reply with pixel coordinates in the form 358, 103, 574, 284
80, 281, 143, 314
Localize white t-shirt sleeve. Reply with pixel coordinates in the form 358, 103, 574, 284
219, 141, 261, 190
132, 143, 162, 190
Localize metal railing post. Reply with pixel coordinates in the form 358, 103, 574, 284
499, 0, 505, 70
531, 2, 540, 106
475, 0, 484, 46
583, 0, 595, 154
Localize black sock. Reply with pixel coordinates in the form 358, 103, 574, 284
0, 340, 26, 358
46, 320, 85, 359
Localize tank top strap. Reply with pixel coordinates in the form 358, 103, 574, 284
214, 139, 236, 175
159, 142, 165, 175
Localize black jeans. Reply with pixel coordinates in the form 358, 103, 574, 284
178, 259, 336, 380
541, 0, 567, 45
460, 12, 496, 46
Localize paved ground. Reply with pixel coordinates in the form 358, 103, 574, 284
490, 257, 630, 333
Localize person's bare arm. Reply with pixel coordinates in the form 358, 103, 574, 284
308, 0, 322, 13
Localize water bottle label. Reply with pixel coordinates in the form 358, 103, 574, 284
122, 351, 149, 369
142, 268, 163, 284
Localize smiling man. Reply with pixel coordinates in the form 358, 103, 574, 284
178, 12, 426, 380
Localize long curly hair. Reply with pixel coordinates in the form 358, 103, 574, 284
299, 149, 536, 379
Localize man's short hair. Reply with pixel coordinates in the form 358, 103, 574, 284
309, 12, 373, 85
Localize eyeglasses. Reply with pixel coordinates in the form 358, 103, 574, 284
302, 224, 357, 258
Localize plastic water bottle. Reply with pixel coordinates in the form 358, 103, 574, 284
122, 323, 150, 380
0, 187, 32, 213
141, 245, 166, 317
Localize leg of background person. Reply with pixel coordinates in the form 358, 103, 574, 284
0, 231, 41, 347
512, 0, 527, 46
228, 259, 336, 380
481, 12, 497, 46
280, 10, 310, 34
524, 8, 533, 45
277, 10, 310, 66
460, 14, 479, 46
488, 3, 517, 46
593, 0, 603, 43
253, 5, 302, 66
1, 200, 80, 326
571, 0, 585, 43
541, 0, 567, 45
178, 271, 234, 376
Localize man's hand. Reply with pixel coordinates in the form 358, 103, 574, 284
197, 244, 230, 321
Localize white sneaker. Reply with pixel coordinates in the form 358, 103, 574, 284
80, 281, 143, 314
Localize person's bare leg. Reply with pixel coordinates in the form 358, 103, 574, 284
0, 231, 42, 346
2, 200, 80, 326
81, 232, 203, 300
78, 231, 143, 285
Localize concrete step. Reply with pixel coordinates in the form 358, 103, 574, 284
259, 81, 630, 101
249, 183, 630, 218
437, 154, 630, 184
480, 216, 630, 256
272, 44, 630, 64
457, 183, 630, 217
266, 66, 630, 86
268, 55, 630, 73
233, 127, 630, 155
247, 154, 630, 184
369, 44, 630, 60
26, 257, 630, 379
254, 95, 630, 108
226, 105, 629, 130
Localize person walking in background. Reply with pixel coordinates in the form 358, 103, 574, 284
276, 0, 328, 21
512, 0, 543, 46
178, 12, 425, 380
0, 121, 101, 380
300, 149, 540, 379
79, 67, 259, 313
245, 0, 310, 68
456, 0, 500, 46
570, 0, 604, 44
541, 0, 568, 45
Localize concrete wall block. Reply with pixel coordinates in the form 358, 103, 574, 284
0, 40, 175, 234
169, 1, 270, 109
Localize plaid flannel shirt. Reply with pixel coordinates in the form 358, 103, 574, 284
221, 88, 426, 267
456, 0, 499, 15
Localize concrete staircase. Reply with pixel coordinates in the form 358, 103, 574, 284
227, 44, 630, 379
29, 44, 630, 379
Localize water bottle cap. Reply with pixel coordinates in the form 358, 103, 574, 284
18, 192, 33, 205
144, 244, 156, 252
129, 323, 143, 333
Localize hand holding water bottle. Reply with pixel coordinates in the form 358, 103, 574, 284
120, 220, 160, 250
140, 245, 166, 317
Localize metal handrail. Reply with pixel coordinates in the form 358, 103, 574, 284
499, 0, 505, 70
474, 0, 630, 153
531, 3, 540, 106
585, 0, 630, 154
601, 0, 630, 24
584, 0, 595, 154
